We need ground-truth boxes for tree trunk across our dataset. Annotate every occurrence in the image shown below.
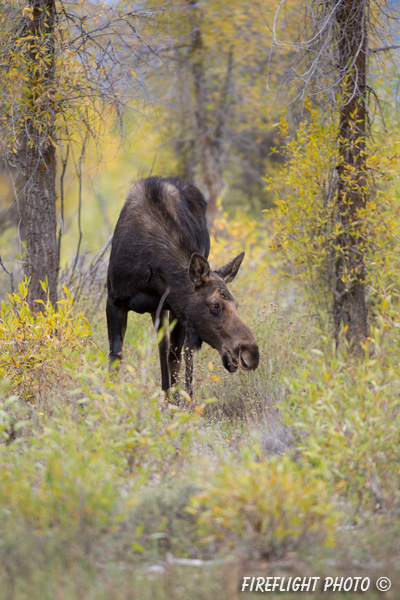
[25,143,58,310]
[188,2,233,229]
[190,22,222,228]
[24,0,58,311]
[333,0,369,348]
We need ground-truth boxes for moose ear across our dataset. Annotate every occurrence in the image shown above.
[189,253,210,287]
[214,251,245,284]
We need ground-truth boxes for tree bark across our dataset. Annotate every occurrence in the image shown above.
[24,0,58,311]
[25,143,58,310]
[190,21,222,228]
[334,0,369,348]
[188,2,233,228]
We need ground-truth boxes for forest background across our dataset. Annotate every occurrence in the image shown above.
[0,0,400,598]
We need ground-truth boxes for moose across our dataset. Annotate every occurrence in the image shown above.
[106,176,259,397]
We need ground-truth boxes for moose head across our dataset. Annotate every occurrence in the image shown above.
[186,251,259,373]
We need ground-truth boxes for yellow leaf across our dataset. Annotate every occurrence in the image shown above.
[180,390,192,404]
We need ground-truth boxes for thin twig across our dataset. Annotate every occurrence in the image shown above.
[75,233,113,303]
[71,136,87,277]
[0,257,14,294]
[57,141,70,272]
[369,43,400,54]
[154,287,171,332]
[149,153,157,176]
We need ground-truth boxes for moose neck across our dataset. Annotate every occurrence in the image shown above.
[153,254,197,323]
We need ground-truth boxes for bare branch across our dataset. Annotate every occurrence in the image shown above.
[57,141,70,271]
[0,257,15,294]
[369,43,400,54]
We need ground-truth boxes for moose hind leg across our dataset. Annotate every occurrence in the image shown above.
[152,310,171,392]
[107,299,128,365]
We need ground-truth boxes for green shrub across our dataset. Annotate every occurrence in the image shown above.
[115,482,202,560]
[0,281,92,402]
[0,422,121,546]
[188,451,340,558]
[0,362,199,550]
[283,334,400,514]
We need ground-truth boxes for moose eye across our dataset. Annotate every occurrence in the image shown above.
[210,302,221,315]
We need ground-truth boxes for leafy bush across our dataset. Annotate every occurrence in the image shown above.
[0,374,199,557]
[188,451,340,558]
[118,482,202,560]
[0,422,120,546]
[268,100,400,313]
[0,281,92,402]
[284,333,400,514]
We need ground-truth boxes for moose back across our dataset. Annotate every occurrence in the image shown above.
[106,176,259,396]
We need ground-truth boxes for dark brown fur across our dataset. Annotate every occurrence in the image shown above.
[107,176,259,397]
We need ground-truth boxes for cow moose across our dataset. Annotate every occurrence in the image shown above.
[106,176,259,397]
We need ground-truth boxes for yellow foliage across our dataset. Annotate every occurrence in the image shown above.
[189,452,340,557]
[269,100,400,312]
[0,281,92,401]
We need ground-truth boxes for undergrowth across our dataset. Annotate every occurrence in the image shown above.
[1,212,400,598]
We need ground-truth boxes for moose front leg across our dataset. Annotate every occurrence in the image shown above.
[184,328,200,399]
[152,310,170,392]
[184,346,194,399]
[168,313,186,389]
[107,299,128,366]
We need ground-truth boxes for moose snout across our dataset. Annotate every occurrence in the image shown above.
[238,343,259,371]
[221,341,259,373]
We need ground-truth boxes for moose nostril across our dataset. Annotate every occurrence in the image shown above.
[239,345,259,370]
[240,355,249,369]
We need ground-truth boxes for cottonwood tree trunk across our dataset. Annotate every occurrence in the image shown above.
[333,0,369,347]
[24,0,58,311]
[25,144,58,310]
[173,70,197,184]
[188,1,233,228]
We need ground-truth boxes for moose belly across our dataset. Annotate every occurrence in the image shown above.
[125,291,171,314]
